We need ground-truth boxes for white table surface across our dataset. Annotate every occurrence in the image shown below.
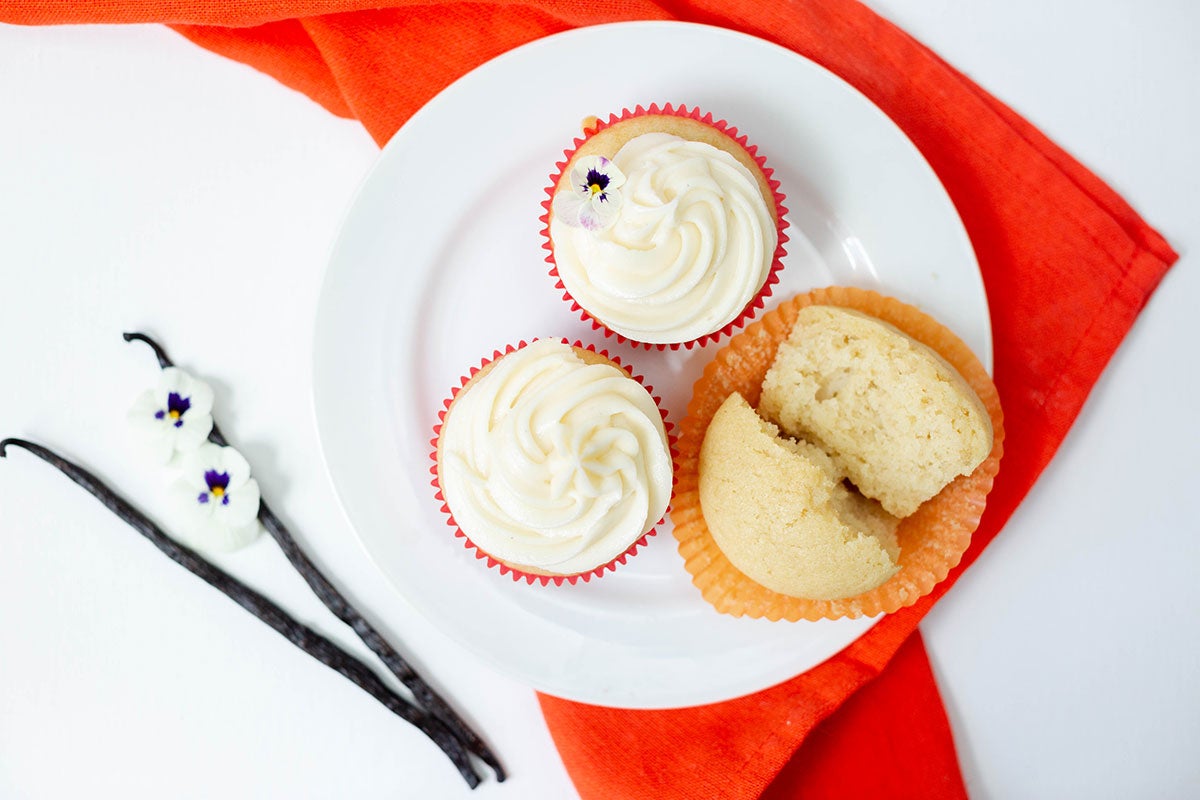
[1,3,1196,798]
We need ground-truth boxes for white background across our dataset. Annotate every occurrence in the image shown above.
[1,2,1196,798]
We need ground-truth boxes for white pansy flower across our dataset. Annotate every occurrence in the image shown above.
[169,443,262,552]
[552,155,626,231]
[127,367,214,463]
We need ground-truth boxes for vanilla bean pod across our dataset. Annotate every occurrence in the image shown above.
[123,332,504,782]
[0,438,481,789]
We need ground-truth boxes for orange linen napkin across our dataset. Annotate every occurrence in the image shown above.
[5,2,1177,797]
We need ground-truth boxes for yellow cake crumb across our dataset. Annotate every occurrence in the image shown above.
[698,393,900,600]
[760,306,993,517]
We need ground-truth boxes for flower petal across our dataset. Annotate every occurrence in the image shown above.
[169,476,216,525]
[128,392,169,436]
[599,157,626,190]
[213,520,263,552]
[158,367,185,395]
[177,515,262,554]
[568,159,596,195]
[127,413,166,436]
[216,477,261,526]
[216,446,252,489]
[128,393,177,465]
[128,389,162,422]
[179,443,224,489]
[173,413,214,453]
[585,188,622,230]
[128,424,175,465]
[553,190,589,228]
[157,368,214,419]
[183,376,215,417]
[570,155,625,194]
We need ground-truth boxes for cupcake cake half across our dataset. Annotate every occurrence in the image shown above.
[671,287,1005,620]
[543,104,788,349]
[432,338,673,584]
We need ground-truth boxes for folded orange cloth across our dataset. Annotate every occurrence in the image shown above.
[5,2,1176,797]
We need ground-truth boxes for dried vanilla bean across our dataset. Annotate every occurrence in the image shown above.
[0,437,481,788]
[122,332,504,782]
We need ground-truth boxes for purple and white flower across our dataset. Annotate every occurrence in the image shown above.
[127,367,214,464]
[169,443,262,552]
[553,155,626,231]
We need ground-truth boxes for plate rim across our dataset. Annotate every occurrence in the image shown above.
[311,19,988,709]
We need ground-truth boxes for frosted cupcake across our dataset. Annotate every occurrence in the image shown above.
[432,339,673,585]
[543,104,788,349]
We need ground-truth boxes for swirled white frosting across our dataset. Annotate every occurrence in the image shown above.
[550,132,777,344]
[438,339,672,575]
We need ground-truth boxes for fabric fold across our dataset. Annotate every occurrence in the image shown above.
[172,21,354,118]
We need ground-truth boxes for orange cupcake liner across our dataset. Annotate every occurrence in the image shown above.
[539,103,789,351]
[669,286,1006,620]
[430,338,675,587]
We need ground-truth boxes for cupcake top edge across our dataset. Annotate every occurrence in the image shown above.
[437,339,672,576]
[547,110,782,346]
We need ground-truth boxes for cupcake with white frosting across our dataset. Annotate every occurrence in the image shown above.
[543,104,788,349]
[432,339,673,585]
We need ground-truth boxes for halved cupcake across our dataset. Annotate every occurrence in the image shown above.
[671,287,1004,620]
[432,338,673,585]
[542,104,788,349]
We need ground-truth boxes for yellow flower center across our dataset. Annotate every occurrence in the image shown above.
[169,410,181,420]
[588,183,604,196]
[211,486,225,498]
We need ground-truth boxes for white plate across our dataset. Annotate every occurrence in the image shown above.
[312,21,990,709]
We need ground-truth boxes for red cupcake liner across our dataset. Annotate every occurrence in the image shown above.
[540,103,790,351]
[429,338,677,586]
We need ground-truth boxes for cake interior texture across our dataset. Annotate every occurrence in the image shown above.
[698,392,900,600]
[760,305,993,518]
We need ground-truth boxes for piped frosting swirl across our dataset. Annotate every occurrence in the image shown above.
[438,339,672,575]
[550,132,777,344]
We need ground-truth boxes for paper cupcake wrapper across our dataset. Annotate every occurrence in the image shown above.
[540,103,789,351]
[670,286,1006,620]
[430,339,675,587]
